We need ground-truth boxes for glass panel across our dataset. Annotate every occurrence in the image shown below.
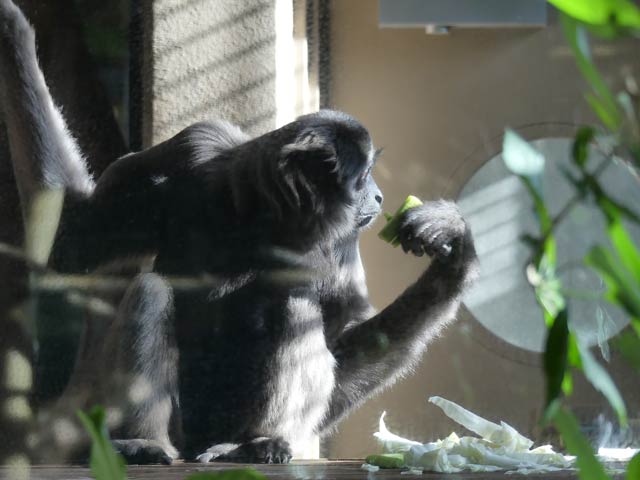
[459,137,640,352]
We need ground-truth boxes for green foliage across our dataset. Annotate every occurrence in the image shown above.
[543,308,570,406]
[586,246,640,320]
[504,125,640,476]
[547,403,612,480]
[76,407,127,480]
[503,129,546,179]
[504,4,640,471]
[627,453,640,480]
[502,129,557,268]
[185,469,269,480]
[614,331,640,372]
[576,341,627,426]
[602,207,640,286]
[549,0,640,33]
[572,127,595,168]
[534,261,565,322]
[561,14,622,129]
[76,408,268,480]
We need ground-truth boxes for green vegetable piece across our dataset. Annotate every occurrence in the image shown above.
[365,453,405,469]
[378,195,423,246]
[185,469,268,480]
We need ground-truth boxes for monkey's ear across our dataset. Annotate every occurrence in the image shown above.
[273,128,343,214]
[280,128,339,179]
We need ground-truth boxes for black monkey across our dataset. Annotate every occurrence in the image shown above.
[0,0,478,465]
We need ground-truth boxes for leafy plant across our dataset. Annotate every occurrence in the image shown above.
[502,1,640,478]
[77,406,269,480]
[185,469,269,480]
[76,407,127,480]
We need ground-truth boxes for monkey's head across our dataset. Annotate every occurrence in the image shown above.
[226,110,383,247]
[282,110,383,229]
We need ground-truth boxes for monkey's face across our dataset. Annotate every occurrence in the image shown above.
[249,110,384,243]
[354,166,383,229]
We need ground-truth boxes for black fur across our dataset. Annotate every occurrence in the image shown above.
[0,0,478,465]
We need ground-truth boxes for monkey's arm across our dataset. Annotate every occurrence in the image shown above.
[0,0,155,270]
[322,201,478,431]
[0,0,93,205]
[0,1,244,270]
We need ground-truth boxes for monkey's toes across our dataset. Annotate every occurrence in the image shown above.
[112,439,174,465]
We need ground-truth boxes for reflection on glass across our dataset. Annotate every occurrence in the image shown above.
[458,137,640,353]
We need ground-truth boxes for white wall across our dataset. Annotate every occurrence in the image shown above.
[325,0,640,458]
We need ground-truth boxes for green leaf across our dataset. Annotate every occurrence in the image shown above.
[536,273,566,318]
[544,309,570,406]
[561,369,574,396]
[577,341,627,426]
[502,129,545,178]
[585,22,629,38]
[501,130,555,265]
[559,164,586,194]
[561,15,622,131]
[613,331,640,372]
[631,144,640,166]
[627,452,640,480]
[633,318,640,337]
[549,0,640,30]
[586,246,640,318]
[549,406,611,480]
[185,469,269,480]
[597,199,640,285]
[568,334,583,368]
[587,94,623,131]
[585,174,640,225]
[522,176,556,267]
[610,201,640,226]
[572,127,595,168]
[607,218,640,286]
[76,407,127,480]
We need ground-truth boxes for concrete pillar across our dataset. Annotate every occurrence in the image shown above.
[141,0,319,146]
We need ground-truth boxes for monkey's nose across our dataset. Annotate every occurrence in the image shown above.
[375,193,383,205]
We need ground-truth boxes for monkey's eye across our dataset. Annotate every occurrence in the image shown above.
[356,166,373,190]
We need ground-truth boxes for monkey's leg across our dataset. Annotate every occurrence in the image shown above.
[109,273,180,465]
[197,437,292,464]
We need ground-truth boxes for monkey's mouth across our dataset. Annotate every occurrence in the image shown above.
[357,215,374,228]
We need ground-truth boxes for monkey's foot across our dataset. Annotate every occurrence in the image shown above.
[112,439,176,465]
[198,437,292,464]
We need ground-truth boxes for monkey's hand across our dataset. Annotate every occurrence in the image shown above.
[397,200,468,260]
